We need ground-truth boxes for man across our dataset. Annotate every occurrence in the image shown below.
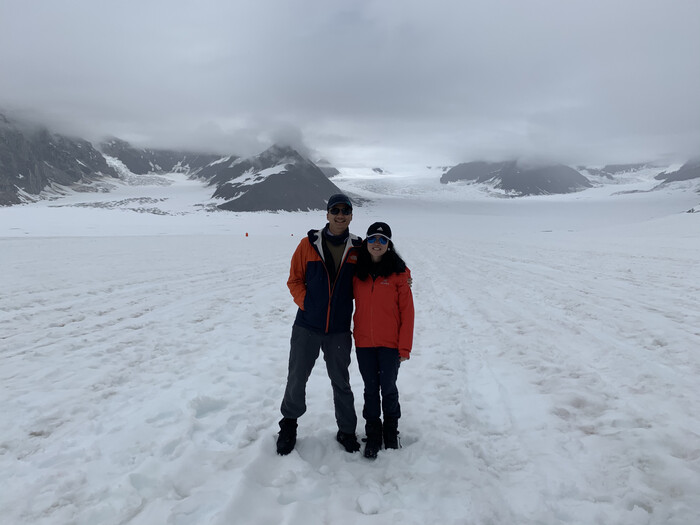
[277,193,362,455]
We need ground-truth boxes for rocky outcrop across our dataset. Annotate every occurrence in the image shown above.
[316,158,340,178]
[441,160,592,195]
[441,161,502,184]
[0,114,117,205]
[584,163,659,180]
[655,159,700,183]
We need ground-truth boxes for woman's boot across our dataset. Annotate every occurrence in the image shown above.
[383,416,400,449]
[363,418,383,459]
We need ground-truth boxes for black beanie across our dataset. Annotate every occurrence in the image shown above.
[366,222,392,239]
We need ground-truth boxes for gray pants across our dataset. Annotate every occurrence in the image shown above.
[280,324,357,434]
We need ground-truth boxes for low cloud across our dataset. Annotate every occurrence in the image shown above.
[1,0,698,166]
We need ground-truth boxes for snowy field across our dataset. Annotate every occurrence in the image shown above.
[1,168,699,525]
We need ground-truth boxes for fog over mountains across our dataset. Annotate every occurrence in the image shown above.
[0,113,345,211]
[1,112,698,209]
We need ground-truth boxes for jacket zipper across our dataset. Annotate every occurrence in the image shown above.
[369,277,376,345]
[325,246,349,333]
[325,264,332,333]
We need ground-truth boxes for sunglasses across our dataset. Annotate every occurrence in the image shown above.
[329,207,352,216]
[367,236,388,245]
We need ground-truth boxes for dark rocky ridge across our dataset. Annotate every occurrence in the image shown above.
[655,159,700,183]
[441,160,592,195]
[1,114,117,205]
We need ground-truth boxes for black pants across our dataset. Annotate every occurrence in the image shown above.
[356,346,401,421]
[280,324,357,434]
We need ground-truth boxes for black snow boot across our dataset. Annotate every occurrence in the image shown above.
[383,417,400,449]
[276,418,297,455]
[336,430,361,453]
[363,418,383,459]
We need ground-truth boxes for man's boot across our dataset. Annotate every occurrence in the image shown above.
[336,430,361,453]
[276,418,297,455]
[363,418,383,459]
[383,416,400,449]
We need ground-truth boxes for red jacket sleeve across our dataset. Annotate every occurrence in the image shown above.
[287,239,308,310]
[397,268,415,359]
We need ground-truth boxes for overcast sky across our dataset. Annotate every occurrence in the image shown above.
[1,0,699,167]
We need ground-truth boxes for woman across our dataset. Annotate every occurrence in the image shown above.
[352,222,414,459]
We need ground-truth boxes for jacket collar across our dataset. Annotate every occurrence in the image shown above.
[308,228,362,263]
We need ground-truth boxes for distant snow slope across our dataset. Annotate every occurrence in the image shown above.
[1,168,699,524]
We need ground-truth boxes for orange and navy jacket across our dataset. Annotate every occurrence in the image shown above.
[288,228,362,333]
[352,268,415,359]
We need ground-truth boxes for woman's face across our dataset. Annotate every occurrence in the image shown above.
[366,235,389,260]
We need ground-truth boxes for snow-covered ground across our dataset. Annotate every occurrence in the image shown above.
[1,168,699,524]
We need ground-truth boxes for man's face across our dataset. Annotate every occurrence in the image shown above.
[326,205,352,236]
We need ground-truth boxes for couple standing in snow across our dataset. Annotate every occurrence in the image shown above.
[277,193,415,460]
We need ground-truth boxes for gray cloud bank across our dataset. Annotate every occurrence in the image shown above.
[1,0,698,167]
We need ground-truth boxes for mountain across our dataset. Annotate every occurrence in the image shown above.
[99,140,343,211]
[655,159,700,183]
[0,113,117,205]
[207,145,346,212]
[441,160,592,196]
[0,113,342,212]
[99,138,222,176]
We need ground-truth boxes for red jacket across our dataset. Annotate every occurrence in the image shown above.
[352,268,414,359]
